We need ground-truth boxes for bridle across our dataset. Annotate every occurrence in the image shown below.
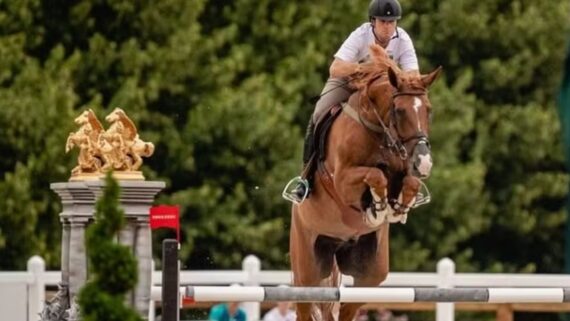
[359,74,430,160]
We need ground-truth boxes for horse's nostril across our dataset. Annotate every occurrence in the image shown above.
[413,153,432,177]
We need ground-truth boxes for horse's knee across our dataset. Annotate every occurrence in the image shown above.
[376,269,388,284]
[367,267,389,285]
[364,170,388,193]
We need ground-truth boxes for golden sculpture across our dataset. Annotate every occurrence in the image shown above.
[66,108,155,181]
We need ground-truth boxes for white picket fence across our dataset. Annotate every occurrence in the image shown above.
[3,255,570,321]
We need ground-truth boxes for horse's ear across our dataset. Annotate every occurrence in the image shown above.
[421,66,443,88]
[388,67,399,88]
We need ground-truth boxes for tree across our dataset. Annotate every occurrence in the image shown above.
[0,0,568,282]
[78,173,141,321]
[402,0,570,273]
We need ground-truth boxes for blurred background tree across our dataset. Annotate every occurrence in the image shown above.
[0,0,568,286]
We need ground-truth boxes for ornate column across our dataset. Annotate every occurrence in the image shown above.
[48,180,165,320]
[41,108,163,321]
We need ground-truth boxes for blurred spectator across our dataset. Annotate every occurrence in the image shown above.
[209,302,247,321]
[262,301,296,321]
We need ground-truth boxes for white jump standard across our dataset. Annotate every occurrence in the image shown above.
[185,286,570,303]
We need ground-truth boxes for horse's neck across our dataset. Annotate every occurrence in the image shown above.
[343,89,403,168]
[78,123,92,134]
[108,121,122,133]
[347,90,392,124]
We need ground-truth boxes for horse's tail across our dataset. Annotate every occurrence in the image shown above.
[313,260,341,321]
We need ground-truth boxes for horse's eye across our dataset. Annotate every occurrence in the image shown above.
[428,110,434,122]
[395,108,406,116]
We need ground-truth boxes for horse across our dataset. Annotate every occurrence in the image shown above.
[65,109,105,174]
[103,107,154,170]
[289,44,442,321]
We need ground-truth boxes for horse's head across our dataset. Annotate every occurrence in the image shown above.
[105,107,126,123]
[348,44,442,178]
[385,66,442,178]
[74,110,92,125]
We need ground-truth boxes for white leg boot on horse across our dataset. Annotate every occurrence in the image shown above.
[391,175,421,219]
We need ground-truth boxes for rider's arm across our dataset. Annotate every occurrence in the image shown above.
[331,24,369,78]
[399,47,419,76]
[329,58,362,78]
[397,29,420,74]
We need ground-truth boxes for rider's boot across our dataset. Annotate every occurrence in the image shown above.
[283,120,316,203]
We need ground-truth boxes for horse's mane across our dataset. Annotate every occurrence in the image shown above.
[349,44,400,90]
[87,109,104,133]
[112,108,137,140]
[349,44,426,93]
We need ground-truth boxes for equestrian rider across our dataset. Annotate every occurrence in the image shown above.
[285,0,420,203]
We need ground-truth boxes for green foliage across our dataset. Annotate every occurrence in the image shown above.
[0,0,568,279]
[78,173,141,321]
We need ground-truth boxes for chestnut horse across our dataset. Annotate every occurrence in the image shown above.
[290,44,442,321]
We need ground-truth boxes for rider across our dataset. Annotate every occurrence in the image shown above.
[284,0,420,204]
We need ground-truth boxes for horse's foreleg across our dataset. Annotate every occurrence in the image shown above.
[290,208,321,321]
[338,225,390,321]
[131,154,143,171]
[65,135,74,153]
[335,166,390,227]
[392,175,421,215]
[334,166,389,206]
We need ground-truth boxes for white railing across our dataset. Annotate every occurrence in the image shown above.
[3,255,570,321]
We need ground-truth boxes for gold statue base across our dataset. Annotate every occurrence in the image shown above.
[69,171,145,182]
[69,172,101,182]
[111,171,145,181]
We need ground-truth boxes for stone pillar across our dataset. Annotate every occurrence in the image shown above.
[50,179,165,320]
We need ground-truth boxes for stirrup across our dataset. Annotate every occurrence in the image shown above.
[282,176,310,204]
[412,180,431,208]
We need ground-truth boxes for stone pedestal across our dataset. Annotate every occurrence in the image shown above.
[48,180,165,321]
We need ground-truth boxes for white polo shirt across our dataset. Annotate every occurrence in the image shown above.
[334,23,419,71]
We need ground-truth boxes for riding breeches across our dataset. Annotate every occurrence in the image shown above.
[312,77,354,124]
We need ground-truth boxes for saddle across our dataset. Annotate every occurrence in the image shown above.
[302,104,344,182]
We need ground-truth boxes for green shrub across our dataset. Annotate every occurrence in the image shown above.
[78,173,142,321]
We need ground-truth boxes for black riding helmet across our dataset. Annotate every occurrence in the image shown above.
[368,0,402,21]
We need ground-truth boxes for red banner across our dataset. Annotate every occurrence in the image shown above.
[150,205,180,241]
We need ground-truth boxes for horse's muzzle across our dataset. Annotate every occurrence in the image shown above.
[411,139,432,179]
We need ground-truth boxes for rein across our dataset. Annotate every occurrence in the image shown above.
[342,74,428,160]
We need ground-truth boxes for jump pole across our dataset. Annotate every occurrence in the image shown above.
[185,286,570,303]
